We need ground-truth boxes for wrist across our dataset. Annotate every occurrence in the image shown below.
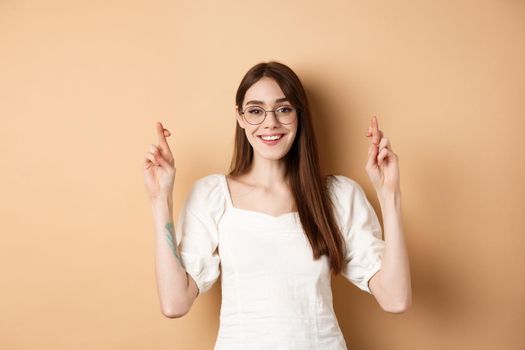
[151,195,173,207]
[378,189,401,207]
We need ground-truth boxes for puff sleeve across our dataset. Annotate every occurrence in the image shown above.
[328,175,386,294]
[174,174,225,295]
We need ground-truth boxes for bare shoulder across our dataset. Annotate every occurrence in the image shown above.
[225,174,259,197]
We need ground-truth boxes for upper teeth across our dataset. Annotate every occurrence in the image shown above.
[261,135,282,141]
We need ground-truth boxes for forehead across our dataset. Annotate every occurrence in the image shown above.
[243,77,287,106]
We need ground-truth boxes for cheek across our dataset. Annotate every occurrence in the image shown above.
[244,128,258,142]
[290,125,298,139]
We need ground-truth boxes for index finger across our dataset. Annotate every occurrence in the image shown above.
[156,121,172,153]
[371,115,380,146]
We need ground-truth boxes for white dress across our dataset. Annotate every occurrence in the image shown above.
[175,173,386,350]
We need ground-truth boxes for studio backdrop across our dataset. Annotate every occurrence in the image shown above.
[1,1,524,349]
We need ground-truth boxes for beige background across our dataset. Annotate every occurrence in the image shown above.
[1,0,524,349]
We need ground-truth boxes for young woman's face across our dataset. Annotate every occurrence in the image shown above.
[236,76,298,162]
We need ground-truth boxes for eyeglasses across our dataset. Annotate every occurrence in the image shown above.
[240,105,298,125]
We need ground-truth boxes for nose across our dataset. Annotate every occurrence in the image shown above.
[262,110,280,128]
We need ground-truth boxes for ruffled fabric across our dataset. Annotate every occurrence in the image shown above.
[175,174,225,295]
[173,173,386,348]
[327,175,386,294]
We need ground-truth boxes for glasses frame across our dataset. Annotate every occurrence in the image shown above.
[240,105,298,125]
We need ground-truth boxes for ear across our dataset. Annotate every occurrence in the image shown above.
[235,105,245,129]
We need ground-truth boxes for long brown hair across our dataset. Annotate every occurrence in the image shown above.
[228,61,345,276]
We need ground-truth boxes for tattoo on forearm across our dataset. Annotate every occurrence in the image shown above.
[164,222,182,265]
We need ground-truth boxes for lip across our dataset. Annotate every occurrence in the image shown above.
[257,133,285,137]
[257,133,285,145]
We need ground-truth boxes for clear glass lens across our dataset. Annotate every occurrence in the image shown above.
[245,106,265,124]
[243,106,296,125]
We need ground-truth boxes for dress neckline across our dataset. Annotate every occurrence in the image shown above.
[220,174,299,220]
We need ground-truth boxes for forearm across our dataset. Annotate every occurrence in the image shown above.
[151,197,190,317]
[376,191,412,311]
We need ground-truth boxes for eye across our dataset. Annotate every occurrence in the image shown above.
[247,107,263,115]
[277,106,293,113]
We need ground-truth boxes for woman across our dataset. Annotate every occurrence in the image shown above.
[143,61,411,349]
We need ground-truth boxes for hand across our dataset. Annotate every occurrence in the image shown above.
[143,121,176,201]
[365,115,401,197]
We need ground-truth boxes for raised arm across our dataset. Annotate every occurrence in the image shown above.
[150,198,199,318]
[143,121,199,318]
[365,115,412,313]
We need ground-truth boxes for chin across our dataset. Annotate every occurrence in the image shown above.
[261,154,287,161]
[254,147,292,161]
[248,136,294,161]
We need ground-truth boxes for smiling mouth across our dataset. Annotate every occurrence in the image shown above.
[258,134,284,141]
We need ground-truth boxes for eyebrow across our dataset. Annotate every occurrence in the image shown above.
[244,97,290,106]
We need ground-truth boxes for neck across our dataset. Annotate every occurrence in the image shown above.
[244,154,289,188]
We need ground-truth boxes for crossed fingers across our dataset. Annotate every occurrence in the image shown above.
[144,121,173,168]
[156,121,172,155]
[366,115,392,153]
